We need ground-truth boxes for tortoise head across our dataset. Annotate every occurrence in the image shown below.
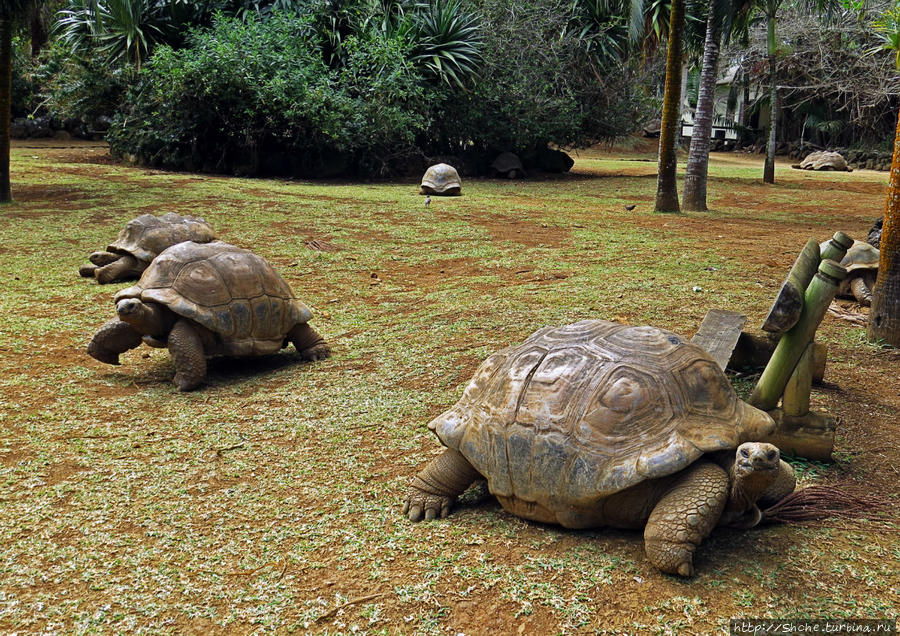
[733,442,780,479]
[116,298,168,336]
[720,442,782,529]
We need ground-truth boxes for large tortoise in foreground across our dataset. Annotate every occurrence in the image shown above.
[404,320,796,576]
[87,241,330,390]
[79,212,217,284]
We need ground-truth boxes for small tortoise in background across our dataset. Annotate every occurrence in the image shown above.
[79,212,217,284]
[404,320,795,576]
[88,241,330,391]
[820,239,879,306]
[490,152,525,178]
[420,163,461,196]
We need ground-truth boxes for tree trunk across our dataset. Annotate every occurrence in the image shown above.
[682,0,722,212]
[739,70,749,128]
[763,15,778,184]
[868,107,900,346]
[0,16,12,203]
[29,6,47,58]
[654,0,685,213]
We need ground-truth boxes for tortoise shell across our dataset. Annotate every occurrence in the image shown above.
[839,240,879,273]
[491,152,525,177]
[429,320,774,507]
[108,212,217,263]
[115,241,312,356]
[421,163,461,195]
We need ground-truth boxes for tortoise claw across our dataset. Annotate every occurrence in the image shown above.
[300,343,331,362]
[403,488,454,523]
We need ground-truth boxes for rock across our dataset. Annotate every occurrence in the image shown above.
[537,148,574,173]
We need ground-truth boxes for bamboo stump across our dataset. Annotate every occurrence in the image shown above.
[750,257,848,461]
[763,409,836,462]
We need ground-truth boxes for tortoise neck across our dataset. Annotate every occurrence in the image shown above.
[119,302,170,337]
[721,465,777,528]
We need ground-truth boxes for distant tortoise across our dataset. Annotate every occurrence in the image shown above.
[820,239,879,306]
[404,320,796,576]
[420,164,461,196]
[792,151,850,172]
[87,241,330,391]
[491,152,525,178]
[79,213,217,284]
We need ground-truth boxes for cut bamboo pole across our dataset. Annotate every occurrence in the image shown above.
[820,231,853,262]
[782,343,814,416]
[750,259,847,410]
[762,238,820,333]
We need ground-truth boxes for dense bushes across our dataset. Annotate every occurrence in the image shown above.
[426,0,645,161]
[66,0,647,176]
[108,14,427,176]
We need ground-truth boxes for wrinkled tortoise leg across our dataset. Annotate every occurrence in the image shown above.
[79,263,98,278]
[644,461,729,577]
[168,319,207,391]
[89,250,120,267]
[95,255,142,285]
[404,448,480,522]
[87,318,143,365]
[288,323,331,361]
[758,459,797,509]
[849,276,873,307]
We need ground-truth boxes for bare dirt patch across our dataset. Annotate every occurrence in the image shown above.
[472,217,570,247]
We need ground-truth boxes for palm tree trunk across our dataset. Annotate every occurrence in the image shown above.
[655,0,685,213]
[682,0,723,212]
[0,16,12,203]
[763,15,777,184]
[868,107,900,346]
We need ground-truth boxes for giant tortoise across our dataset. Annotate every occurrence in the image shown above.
[87,241,330,390]
[79,212,217,284]
[403,320,796,576]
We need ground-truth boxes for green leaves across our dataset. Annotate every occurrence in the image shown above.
[871,4,900,69]
[407,0,484,88]
[56,0,169,70]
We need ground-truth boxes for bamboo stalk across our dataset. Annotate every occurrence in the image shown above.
[762,238,821,333]
[820,230,853,262]
[782,343,813,416]
[750,260,847,410]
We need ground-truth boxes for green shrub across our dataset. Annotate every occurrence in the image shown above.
[11,36,40,118]
[107,12,427,176]
[421,0,646,160]
[44,48,132,130]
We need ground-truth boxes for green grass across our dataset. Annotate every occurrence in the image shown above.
[0,142,897,633]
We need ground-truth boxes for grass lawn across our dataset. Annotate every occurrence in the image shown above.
[0,139,897,634]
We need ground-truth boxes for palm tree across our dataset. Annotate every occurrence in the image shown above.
[759,0,779,183]
[756,0,840,184]
[654,0,685,212]
[681,0,727,211]
[868,6,900,346]
[1,0,37,203]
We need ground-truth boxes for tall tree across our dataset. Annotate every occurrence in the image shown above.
[756,0,840,184]
[1,0,36,203]
[654,0,685,212]
[682,0,725,210]
[869,5,900,346]
[761,0,778,183]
